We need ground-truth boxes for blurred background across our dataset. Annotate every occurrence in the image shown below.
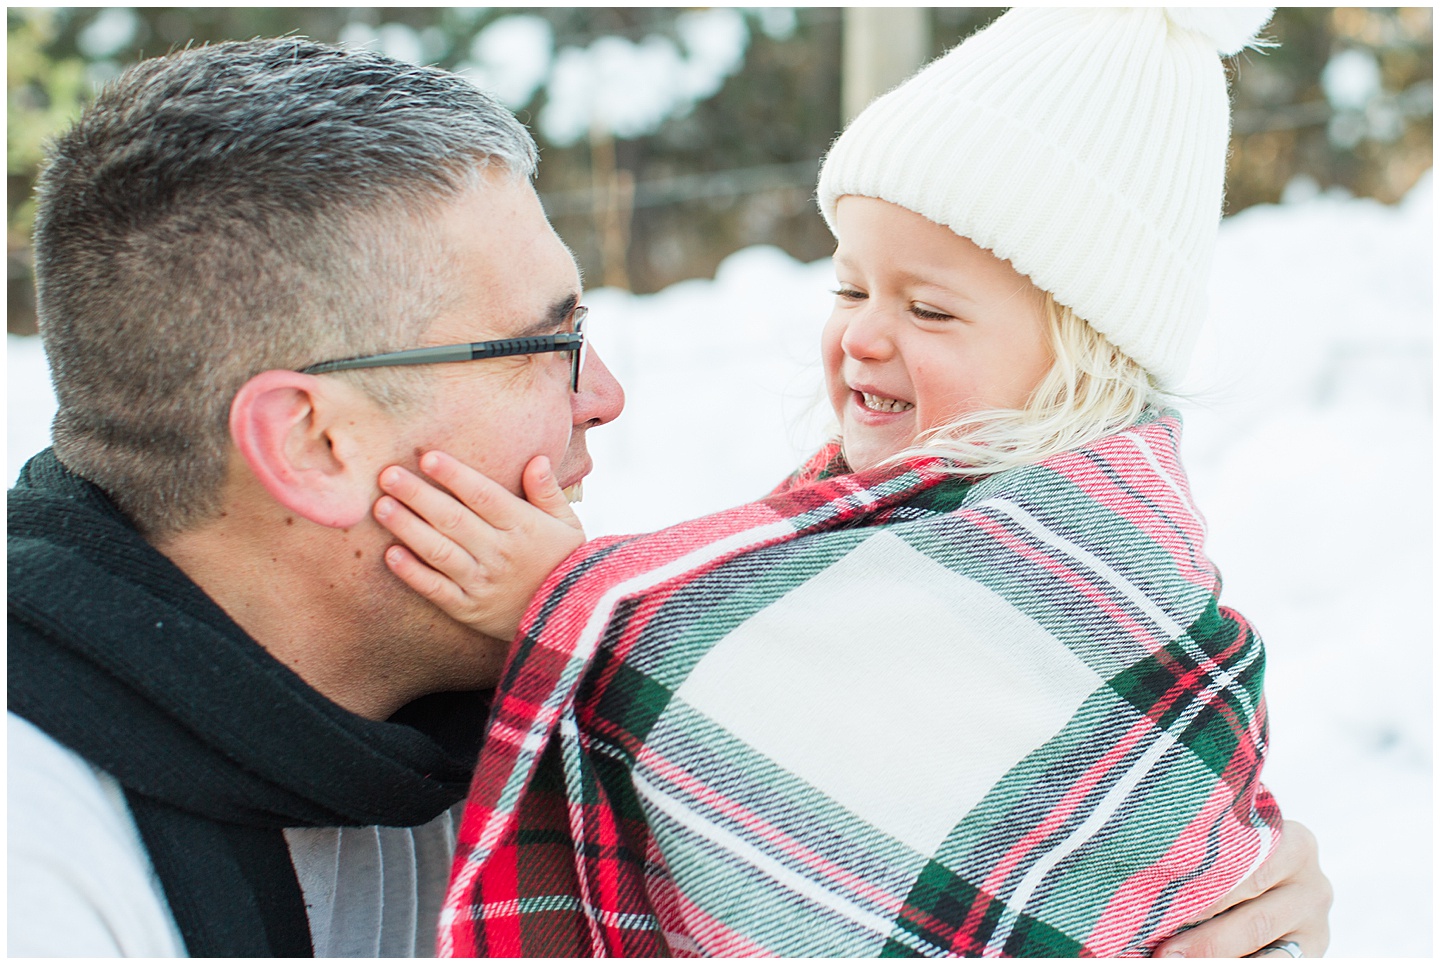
[6,6,1434,331]
[7,7,1434,957]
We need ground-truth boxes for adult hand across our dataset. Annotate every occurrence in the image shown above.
[1154,820,1331,958]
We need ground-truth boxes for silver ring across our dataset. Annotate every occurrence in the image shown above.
[1252,939,1303,959]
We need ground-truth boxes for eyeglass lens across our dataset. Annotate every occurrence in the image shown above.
[571,306,589,392]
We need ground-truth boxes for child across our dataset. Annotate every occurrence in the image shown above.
[378,8,1287,957]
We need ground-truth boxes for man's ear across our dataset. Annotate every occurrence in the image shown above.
[229,370,380,529]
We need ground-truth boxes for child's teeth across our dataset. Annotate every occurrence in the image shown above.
[862,392,914,413]
[563,482,584,503]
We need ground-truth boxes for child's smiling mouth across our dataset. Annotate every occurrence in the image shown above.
[859,391,914,413]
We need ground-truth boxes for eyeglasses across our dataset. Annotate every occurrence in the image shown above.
[300,306,589,392]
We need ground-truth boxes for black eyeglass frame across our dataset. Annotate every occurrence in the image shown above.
[300,306,588,391]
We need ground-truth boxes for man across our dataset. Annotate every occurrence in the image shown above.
[8,38,622,956]
[9,38,1326,958]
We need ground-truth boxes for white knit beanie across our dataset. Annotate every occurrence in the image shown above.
[818,7,1274,388]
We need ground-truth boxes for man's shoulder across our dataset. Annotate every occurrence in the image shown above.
[9,713,129,833]
[7,713,186,956]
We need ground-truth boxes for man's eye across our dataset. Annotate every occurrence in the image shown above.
[831,288,866,301]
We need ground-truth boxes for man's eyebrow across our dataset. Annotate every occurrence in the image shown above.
[512,293,580,338]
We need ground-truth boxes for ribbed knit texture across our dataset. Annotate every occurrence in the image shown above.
[818,7,1273,388]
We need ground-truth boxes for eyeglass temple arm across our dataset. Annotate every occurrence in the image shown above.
[300,334,581,375]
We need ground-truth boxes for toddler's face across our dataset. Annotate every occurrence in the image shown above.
[822,197,1054,472]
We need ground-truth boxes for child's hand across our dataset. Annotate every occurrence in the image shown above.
[373,451,586,642]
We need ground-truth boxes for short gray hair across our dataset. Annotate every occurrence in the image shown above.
[33,38,538,537]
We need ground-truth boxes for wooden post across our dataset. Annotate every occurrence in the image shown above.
[842,8,932,124]
[589,122,633,291]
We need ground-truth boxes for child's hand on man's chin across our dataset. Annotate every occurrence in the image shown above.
[372,450,586,641]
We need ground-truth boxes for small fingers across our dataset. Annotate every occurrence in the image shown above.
[381,542,475,617]
[522,456,585,533]
[378,462,489,543]
[416,450,530,530]
[373,492,477,585]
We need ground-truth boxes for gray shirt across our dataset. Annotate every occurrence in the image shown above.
[8,713,462,957]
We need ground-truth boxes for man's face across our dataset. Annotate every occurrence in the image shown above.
[390,174,624,499]
[341,173,623,694]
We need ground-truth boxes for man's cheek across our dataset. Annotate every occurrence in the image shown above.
[512,410,572,494]
[548,421,585,483]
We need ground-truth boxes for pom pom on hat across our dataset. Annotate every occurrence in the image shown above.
[1164,7,1275,56]
[817,7,1276,388]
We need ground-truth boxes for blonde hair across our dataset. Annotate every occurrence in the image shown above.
[889,293,1165,474]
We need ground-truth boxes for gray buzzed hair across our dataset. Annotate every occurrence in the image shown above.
[33,37,539,537]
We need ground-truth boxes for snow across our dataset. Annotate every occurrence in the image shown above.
[75,8,139,60]
[338,21,426,67]
[1321,47,1384,112]
[750,6,799,42]
[461,16,555,110]
[7,175,1431,956]
[674,8,750,98]
[540,10,749,146]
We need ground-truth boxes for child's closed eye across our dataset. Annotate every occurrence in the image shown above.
[910,303,955,321]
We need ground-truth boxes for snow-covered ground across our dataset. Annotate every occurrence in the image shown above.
[7,174,1431,956]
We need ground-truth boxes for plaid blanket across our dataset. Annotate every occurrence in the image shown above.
[439,412,1280,957]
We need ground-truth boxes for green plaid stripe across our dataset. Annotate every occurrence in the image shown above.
[440,414,1281,958]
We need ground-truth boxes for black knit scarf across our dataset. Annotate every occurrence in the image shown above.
[8,449,491,957]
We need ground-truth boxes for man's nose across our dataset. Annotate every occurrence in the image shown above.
[574,346,625,428]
